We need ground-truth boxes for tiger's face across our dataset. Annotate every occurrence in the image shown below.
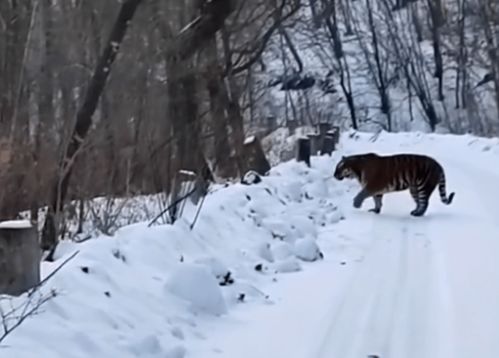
[333,156,356,180]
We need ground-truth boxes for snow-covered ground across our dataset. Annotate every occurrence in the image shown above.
[4,130,499,358]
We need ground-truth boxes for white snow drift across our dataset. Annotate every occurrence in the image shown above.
[3,140,340,358]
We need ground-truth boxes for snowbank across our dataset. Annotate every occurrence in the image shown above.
[4,151,342,358]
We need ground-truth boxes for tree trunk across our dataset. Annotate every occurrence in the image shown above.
[428,0,445,101]
[41,0,144,255]
[205,37,238,179]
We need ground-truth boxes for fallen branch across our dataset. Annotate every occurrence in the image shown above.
[28,250,80,298]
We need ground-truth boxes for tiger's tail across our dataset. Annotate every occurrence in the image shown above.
[438,170,455,205]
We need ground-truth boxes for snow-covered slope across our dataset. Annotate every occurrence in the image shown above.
[5,130,499,358]
[2,149,342,358]
[255,2,499,136]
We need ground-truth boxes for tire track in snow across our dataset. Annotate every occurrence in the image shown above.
[314,198,454,358]
[386,221,455,358]
[313,211,409,357]
[424,155,499,357]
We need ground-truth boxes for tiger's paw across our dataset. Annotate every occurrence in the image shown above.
[368,208,381,214]
[353,198,363,209]
[410,209,425,217]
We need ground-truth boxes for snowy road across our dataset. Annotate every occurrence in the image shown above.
[190,136,499,358]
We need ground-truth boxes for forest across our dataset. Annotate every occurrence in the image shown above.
[0,0,497,254]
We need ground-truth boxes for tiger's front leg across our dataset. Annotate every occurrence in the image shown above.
[353,188,371,209]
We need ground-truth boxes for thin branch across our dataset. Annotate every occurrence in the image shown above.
[230,2,301,75]
[29,250,80,298]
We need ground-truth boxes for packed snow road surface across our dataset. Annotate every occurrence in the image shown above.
[191,132,499,358]
[316,148,499,358]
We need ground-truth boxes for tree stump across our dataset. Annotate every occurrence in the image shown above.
[320,134,336,155]
[296,137,311,167]
[241,136,271,176]
[307,134,321,155]
[0,220,40,295]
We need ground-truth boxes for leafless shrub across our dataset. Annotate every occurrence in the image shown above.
[88,197,130,236]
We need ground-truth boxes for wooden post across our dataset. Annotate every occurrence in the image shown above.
[0,220,40,295]
[318,122,332,137]
[328,126,340,146]
[307,134,321,156]
[320,134,336,155]
[241,136,271,176]
[296,137,311,167]
[317,122,331,155]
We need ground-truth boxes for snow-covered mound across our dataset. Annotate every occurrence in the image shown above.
[3,152,343,358]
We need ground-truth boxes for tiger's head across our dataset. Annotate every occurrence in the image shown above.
[333,153,377,181]
[333,156,357,181]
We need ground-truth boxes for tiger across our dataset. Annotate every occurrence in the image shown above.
[333,152,455,216]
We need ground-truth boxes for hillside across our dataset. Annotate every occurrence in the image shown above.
[254,0,499,136]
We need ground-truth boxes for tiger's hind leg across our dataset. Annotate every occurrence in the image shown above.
[409,186,430,217]
[368,194,383,214]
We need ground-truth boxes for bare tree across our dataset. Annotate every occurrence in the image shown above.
[41,0,145,255]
